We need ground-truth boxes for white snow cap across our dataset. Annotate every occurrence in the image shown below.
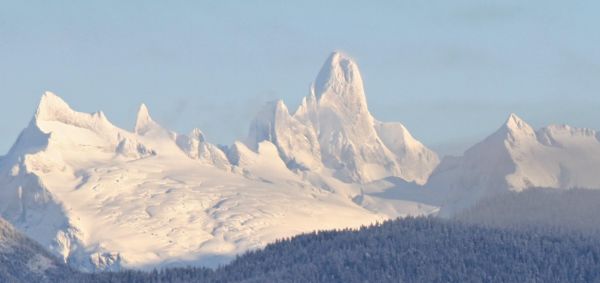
[315,51,363,95]
[314,51,368,110]
[33,91,110,129]
[35,91,74,121]
[505,113,529,130]
[499,113,537,143]
[135,103,159,135]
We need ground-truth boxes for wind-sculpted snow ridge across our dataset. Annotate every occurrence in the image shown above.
[247,51,440,184]
[0,89,437,271]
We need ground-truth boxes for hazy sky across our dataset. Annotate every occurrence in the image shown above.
[1,1,599,156]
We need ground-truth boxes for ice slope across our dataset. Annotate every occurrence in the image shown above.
[427,113,600,214]
[0,92,436,271]
[247,52,439,184]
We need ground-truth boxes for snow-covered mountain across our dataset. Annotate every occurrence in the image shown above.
[2,51,599,273]
[0,55,440,272]
[357,113,600,217]
[427,113,600,214]
[247,52,439,184]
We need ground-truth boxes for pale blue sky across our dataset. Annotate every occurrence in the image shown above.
[1,1,599,156]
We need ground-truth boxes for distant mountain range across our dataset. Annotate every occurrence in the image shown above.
[1,51,599,271]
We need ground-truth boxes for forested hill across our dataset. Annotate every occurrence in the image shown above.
[0,218,72,283]
[455,188,600,235]
[73,217,600,283]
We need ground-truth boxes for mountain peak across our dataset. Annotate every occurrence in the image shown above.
[485,113,536,147]
[505,113,527,130]
[245,100,290,150]
[314,51,366,105]
[137,103,151,119]
[190,128,205,142]
[35,91,73,121]
[503,113,535,135]
[135,103,159,135]
[328,50,354,64]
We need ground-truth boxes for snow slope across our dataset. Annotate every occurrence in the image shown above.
[0,91,436,271]
[247,52,439,184]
